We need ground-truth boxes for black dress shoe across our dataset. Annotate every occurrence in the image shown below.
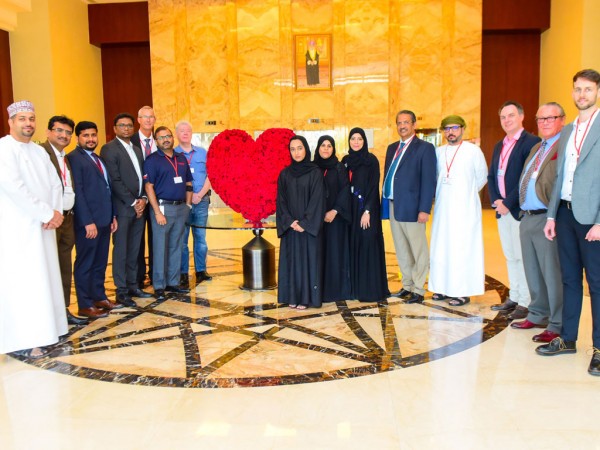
[196,271,213,283]
[507,306,529,320]
[589,349,600,376]
[128,289,152,298]
[66,309,89,326]
[393,289,412,299]
[165,285,190,293]
[116,293,137,307]
[180,273,189,288]
[403,293,424,304]
[491,299,518,312]
[154,289,166,300]
[535,337,576,356]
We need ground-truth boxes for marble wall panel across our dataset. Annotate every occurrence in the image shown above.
[149,0,482,149]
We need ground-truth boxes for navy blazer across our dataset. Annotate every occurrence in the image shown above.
[382,136,437,222]
[67,146,114,228]
[487,130,541,220]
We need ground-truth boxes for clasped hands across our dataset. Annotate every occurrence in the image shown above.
[291,220,305,232]
[43,210,64,230]
[134,198,147,218]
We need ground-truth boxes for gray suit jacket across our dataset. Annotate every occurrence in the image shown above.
[548,117,600,224]
[100,138,145,218]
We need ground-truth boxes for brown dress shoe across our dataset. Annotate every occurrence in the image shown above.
[507,305,528,320]
[78,306,109,319]
[94,299,123,310]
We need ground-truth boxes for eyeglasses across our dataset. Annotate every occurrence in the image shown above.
[52,128,73,136]
[156,135,173,141]
[535,116,563,124]
[443,126,462,132]
[116,123,134,129]
[139,115,155,120]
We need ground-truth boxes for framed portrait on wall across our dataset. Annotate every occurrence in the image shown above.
[294,34,332,91]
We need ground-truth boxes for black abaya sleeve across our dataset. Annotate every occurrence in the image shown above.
[276,170,294,238]
[297,169,325,237]
[332,162,351,223]
[362,155,381,214]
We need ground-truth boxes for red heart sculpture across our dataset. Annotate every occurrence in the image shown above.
[207,128,295,225]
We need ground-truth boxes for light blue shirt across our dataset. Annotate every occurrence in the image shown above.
[175,145,207,193]
[521,132,561,210]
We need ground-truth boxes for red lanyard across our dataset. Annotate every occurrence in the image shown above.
[60,157,68,185]
[499,138,517,170]
[164,154,179,177]
[348,170,352,182]
[574,110,598,159]
[445,142,463,176]
[323,169,328,177]
[183,149,194,165]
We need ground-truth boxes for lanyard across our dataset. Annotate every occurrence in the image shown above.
[59,156,68,185]
[574,109,598,159]
[183,149,194,165]
[164,154,179,177]
[445,142,463,176]
[499,138,517,170]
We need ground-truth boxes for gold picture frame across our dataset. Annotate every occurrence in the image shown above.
[294,34,332,91]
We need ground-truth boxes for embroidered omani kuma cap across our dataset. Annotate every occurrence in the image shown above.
[7,100,35,117]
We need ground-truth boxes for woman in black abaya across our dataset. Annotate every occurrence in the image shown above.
[341,128,389,302]
[276,135,325,309]
[313,135,352,301]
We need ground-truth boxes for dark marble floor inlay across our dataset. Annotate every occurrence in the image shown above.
[11,248,510,388]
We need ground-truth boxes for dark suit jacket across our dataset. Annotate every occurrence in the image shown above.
[487,130,541,220]
[131,131,154,158]
[519,139,559,208]
[100,138,145,218]
[382,136,437,222]
[67,146,113,228]
[41,140,75,202]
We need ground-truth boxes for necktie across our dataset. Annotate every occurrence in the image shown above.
[91,153,104,176]
[519,140,546,206]
[383,141,406,198]
[144,138,151,157]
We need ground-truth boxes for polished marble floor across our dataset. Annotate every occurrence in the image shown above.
[1,210,599,449]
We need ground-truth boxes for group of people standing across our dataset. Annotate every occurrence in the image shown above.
[276,68,600,377]
[0,103,211,358]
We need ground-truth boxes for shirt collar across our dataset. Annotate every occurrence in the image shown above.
[117,137,133,149]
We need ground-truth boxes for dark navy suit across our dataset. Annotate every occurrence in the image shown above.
[67,146,114,309]
[382,136,436,296]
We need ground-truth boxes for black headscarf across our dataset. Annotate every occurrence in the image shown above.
[344,127,372,170]
[313,135,338,170]
[288,135,315,178]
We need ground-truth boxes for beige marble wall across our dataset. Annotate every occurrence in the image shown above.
[149,0,481,160]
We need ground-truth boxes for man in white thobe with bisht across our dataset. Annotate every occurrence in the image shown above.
[0,101,67,358]
[429,115,488,306]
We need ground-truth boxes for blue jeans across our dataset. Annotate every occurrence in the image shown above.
[181,199,209,273]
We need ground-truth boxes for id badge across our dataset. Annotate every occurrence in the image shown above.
[497,169,505,176]
[350,186,354,193]
[442,176,452,185]
[190,168,195,173]
[531,171,539,179]
[64,186,74,194]
[174,176,183,184]
[159,205,165,215]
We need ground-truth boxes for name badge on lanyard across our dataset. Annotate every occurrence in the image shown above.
[442,176,452,185]
[497,168,505,176]
[174,176,183,184]
[531,171,539,180]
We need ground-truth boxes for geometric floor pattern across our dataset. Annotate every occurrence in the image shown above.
[10,247,510,388]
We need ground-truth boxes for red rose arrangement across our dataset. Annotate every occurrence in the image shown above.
[207,128,295,226]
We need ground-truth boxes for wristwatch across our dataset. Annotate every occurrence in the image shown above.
[364,210,370,215]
